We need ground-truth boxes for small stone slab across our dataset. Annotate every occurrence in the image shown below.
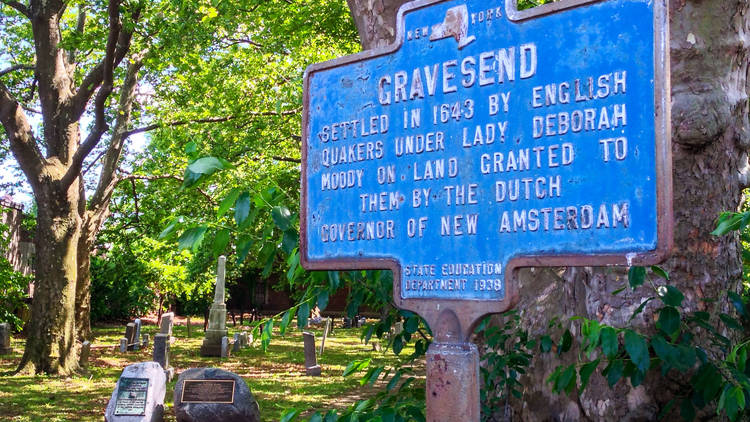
[303,332,321,376]
[133,319,142,351]
[153,333,172,380]
[105,362,166,422]
[120,338,128,353]
[159,312,174,336]
[173,368,260,422]
[0,323,12,355]
[124,323,136,351]
[221,336,230,358]
[79,341,91,368]
[232,334,241,353]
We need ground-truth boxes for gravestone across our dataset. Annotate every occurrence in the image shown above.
[232,333,241,353]
[186,317,192,338]
[201,256,228,357]
[302,332,321,376]
[319,318,332,355]
[173,368,260,422]
[0,323,12,355]
[220,336,230,358]
[104,362,166,422]
[79,341,91,369]
[124,323,136,352]
[159,312,174,336]
[133,319,142,351]
[153,334,174,381]
[342,317,352,329]
[142,334,150,348]
[120,338,128,353]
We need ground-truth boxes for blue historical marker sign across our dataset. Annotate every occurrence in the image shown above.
[301,0,671,329]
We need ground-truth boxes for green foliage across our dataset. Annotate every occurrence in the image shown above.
[475,311,535,420]
[545,264,750,421]
[0,210,30,331]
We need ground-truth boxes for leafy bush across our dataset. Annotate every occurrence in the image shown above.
[0,209,31,331]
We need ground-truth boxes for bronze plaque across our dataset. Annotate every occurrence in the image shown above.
[114,377,149,416]
[180,379,235,404]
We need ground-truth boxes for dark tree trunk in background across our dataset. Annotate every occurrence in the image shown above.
[347,0,750,419]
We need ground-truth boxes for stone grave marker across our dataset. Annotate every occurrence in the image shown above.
[119,338,128,353]
[142,334,150,348]
[0,323,12,355]
[302,332,321,376]
[79,341,91,369]
[319,318,332,355]
[123,323,136,352]
[153,333,174,381]
[173,367,260,422]
[104,362,166,422]
[186,317,192,338]
[220,336,230,358]
[159,312,174,336]
[133,319,142,351]
[232,333,241,353]
[201,256,228,357]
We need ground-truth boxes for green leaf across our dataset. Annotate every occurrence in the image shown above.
[405,316,419,334]
[317,290,329,311]
[727,291,747,318]
[600,327,618,359]
[392,335,404,355]
[234,192,251,226]
[272,206,293,231]
[177,226,207,251]
[657,306,681,338]
[720,313,744,331]
[188,156,232,175]
[181,168,203,189]
[158,218,179,239]
[309,412,323,422]
[280,311,292,336]
[540,335,552,353]
[328,271,340,290]
[217,188,241,219]
[558,329,573,355]
[282,230,299,255]
[659,285,684,307]
[712,212,744,236]
[628,266,646,288]
[603,359,624,387]
[554,364,576,393]
[324,410,338,422]
[343,358,371,377]
[280,408,300,422]
[297,302,310,329]
[680,398,695,421]
[629,297,657,322]
[386,371,403,391]
[184,141,198,157]
[212,229,230,257]
[579,359,600,391]
[624,330,650,373]
[236,237,254,265]
[650,265,670,280]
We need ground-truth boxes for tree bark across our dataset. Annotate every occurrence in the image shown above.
[346,0,750,420]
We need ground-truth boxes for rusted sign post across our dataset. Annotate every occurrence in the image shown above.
[301,0,671,420]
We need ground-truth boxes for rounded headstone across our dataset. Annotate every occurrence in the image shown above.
[173,368,260,422]
[104,362,166,422]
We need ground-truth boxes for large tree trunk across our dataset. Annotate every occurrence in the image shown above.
[18,179,82,376]
[347,0,750,420]
[75,226,94,341]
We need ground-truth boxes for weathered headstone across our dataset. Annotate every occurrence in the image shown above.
[173,368,260,422]
[133,319,142,351]
[220,336,230,358]
[239,332,248,348]
[119,338,128,353]
[79,341,91,368]
[0,323,12,355]
[302,332,321,376]
[142,334,150,348]
[186,317,192,338]
[343,317,352,329]
[201,256,228,357]
[104,362,166,422]
[159,312,174,336]
[319,318,332,355]
[124,323,136,351]
[153,333,173,381]
[232,333,241,353]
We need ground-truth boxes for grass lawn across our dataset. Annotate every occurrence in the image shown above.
[0,318,422,422]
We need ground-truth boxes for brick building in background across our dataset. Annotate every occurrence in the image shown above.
[1,196,35,296]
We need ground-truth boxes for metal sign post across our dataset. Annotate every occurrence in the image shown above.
[301,0,671,420]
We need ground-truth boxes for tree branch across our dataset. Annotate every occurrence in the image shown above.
[0,0,30,18]
[69,4,140,121]
[118,174,216,205]
[122,108,301,138]
[61,0,122,190]
[0,64,34,78]
[0,81,44,184]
